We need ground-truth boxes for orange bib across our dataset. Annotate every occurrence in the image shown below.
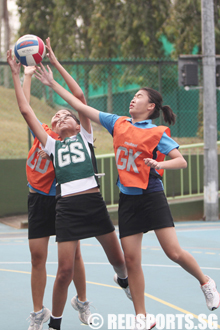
[113,117,170,189]
[26,124,59,194]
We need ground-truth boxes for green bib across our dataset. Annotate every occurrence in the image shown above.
[54,133,95,184]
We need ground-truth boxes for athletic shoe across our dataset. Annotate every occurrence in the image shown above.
[133,314,156,330]
[71,295,92,324]
[201,276,220,310]
[27,306,51,330]
[113,274,132,300]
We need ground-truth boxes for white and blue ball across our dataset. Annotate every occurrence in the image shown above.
[14,34,46,66]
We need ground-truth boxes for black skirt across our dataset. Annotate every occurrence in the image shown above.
[28,192,56,239]
[55,192,115,242]
[118,191,174,238]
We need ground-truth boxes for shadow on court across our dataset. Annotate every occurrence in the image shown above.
[0,220,220,329]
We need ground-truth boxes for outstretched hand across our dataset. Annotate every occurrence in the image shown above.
[7,49,21,75]
[24,65,36,76]
[35,63,54,87]
[46,37,57,66]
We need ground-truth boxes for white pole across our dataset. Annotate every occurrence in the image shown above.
[201,0,219,221]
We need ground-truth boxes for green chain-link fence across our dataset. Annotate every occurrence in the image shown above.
[1,59,220,138]
[1,59,220,216]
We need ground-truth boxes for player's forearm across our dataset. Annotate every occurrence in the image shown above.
[12,73,31,116]
[23,74,32,104]
[51,79,100,124]
[159,156,187,170]
[12,73,47,147]
[53,61,86,103]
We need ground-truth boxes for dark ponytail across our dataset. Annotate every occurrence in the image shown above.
[140,87,176,125]
[161,105,176,125]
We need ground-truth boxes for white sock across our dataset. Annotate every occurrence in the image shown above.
[114,264,128,279]
[51,314,63,319]
[34,308,43,315]
[77,296,87,304]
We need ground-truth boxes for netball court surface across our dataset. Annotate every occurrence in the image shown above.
[0,220,219,330]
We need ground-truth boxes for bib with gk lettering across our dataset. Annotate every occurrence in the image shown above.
[113,117,170,189]
[26,123,58,194]
[54,133,95,184]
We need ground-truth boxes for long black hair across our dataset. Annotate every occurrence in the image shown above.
[140,87,176,125]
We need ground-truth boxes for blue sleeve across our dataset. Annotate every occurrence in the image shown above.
[29,128,35,138]
[99,112,121,135]
[29,119,43,139]
[157,132,179,155]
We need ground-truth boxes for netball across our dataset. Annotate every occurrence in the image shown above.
[14,34,46,66]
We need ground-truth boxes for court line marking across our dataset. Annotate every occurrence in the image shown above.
[142,292,220,328]
[175,222,220,227]
[0,226,219,238]
[0,238,220,252]
[0,268,219,329]
[0,222,219,236]
[0,262,219,271]
[175,228,220,232]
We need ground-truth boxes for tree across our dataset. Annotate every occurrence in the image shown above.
[88,0,122,59]
[162,0,220,56]
[49,0,96,103]
[14,0,174,113]
[117,0,171,59]
[162,0,220,139]
[87,0,123,112]
[0,0,10,86]
[87,0,172,112]
[48,0,97,60]
[0,0,10,59]
[16,0,55,42]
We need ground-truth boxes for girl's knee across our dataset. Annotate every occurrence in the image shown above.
[57,266,74,285]
[74,248,82,261]
[31,251,46,268]
[165,249,182,262]
[124,253,140,270]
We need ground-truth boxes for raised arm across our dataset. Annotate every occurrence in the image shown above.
[23,66,36,104]
[46,38,85,103]
[7,50,48,147]
[35,64,101,125]
[46,37,90,132]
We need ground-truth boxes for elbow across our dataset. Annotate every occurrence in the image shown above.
[18,104,27,116]
[78,92,86,104]
[182,158,187,169]
[20,106,31,121]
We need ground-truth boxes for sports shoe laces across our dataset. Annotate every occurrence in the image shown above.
[34,317,43,326]
[86,302,96,314]
[27,314,35,326]
[27,311,46,327]
[203,286,213,300]
[84,306,91,316]
[78,301,95,314]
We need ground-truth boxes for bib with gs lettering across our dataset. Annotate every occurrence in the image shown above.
[54,133,95,184]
